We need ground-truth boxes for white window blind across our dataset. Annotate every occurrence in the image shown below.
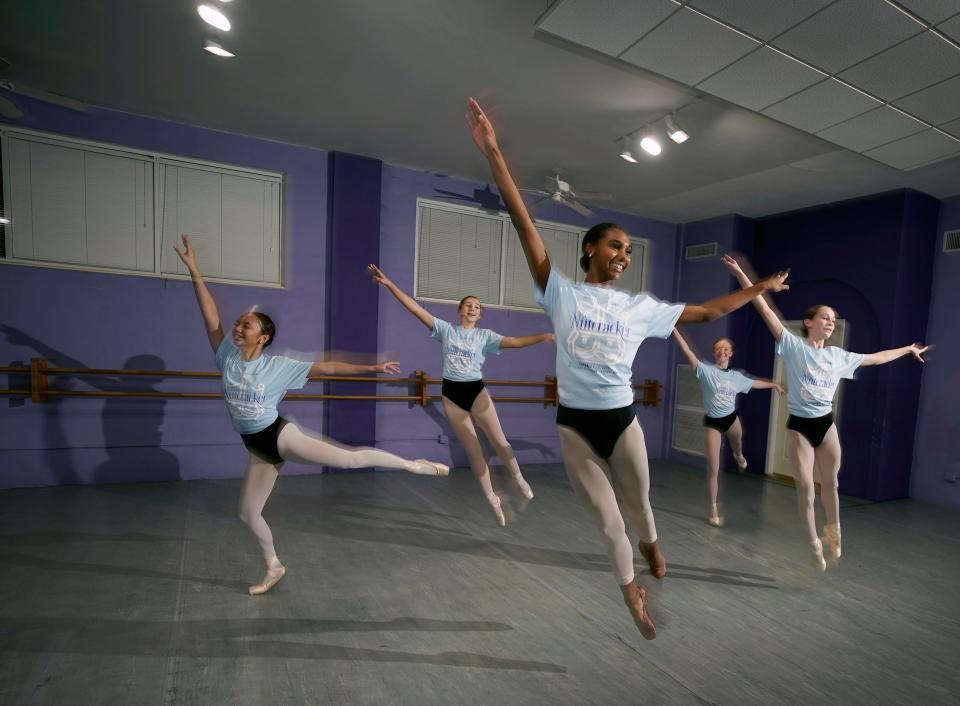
[416,203,502,303]
[6,136,154,272]
[502,221,583,308]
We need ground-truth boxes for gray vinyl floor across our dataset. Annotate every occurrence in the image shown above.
[1,461,958,706]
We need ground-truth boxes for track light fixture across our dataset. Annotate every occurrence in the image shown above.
[616,98,698,162]
[665,114,689,144]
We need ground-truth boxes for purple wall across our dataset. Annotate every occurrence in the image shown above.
[0,100,684,488]
[1,99,330,487]
[911,195,960,508]
[324,152,382,447]
[735,191,939,501]
[372,165,681,468]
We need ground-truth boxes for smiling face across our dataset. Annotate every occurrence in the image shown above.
[712,338,734,368]
[585,228,632,283]
[802,306,837,343]
[232,312,270,349]
[458,296,482,325]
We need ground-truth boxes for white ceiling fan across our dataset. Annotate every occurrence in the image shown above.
[522,171,612,217]
[0,57,89,119]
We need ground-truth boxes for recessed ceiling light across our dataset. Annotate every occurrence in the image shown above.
[197,4,231,31]
[204,38,235,57]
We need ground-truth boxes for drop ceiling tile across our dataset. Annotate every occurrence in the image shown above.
[940,118,960,138]
[763,79,881,132]
[772,0,923,74]
[535,0,680,57]
[863,128,960,170]
[688,0,832,41]
[839,31,960,101]
[817,106,927,152]
[620,7,759,85]
[697,46,825,111]
[897,0,960,24]
[938,14,960,42]
[894,75,960,125]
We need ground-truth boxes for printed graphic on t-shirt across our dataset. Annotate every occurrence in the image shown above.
[799,362,838,404]
[566,298,631,368]
[713,379,737,408]
[447,333,478,374]
[223,367,266,421]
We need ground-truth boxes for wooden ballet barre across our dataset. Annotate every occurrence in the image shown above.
[1,359,661,407]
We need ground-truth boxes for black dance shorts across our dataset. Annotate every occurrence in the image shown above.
[703,412,738,433]
[442,378,485,412]
[240,416,289,466]
[787,412,834,448]
[556,404,637,459]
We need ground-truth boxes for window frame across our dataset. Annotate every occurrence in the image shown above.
[0,126,285,289]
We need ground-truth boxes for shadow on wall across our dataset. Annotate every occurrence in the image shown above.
[0,324,181,484]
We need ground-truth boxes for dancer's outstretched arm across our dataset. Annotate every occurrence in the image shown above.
[752,379,785,394]
[861,344,929,366]
[466,98,550,290]
[310,356,400,376]
[368,264,434,330]
[173,234,224,353]
[672,329,701,368]
[501,332,555,349]
[721,254,786,340]
[678,267,790,324]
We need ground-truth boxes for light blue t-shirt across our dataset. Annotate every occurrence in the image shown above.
[536,268,685,409]
[431,318,503,382]
[696,362,754,418]
[215,338,313,434]
[776,329,864,418]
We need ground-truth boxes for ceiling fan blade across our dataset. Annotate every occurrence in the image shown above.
[5,82,88,112]
[565,199,594,217]
[527,194,553,208]
[0,93,23,119]
[520,188,550,196]
[575,190,614,201]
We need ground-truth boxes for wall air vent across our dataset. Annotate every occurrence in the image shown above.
[684,242,718,260]
[944,230,960,253]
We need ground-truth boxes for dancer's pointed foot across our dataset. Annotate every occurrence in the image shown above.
[821,523,841,566]
[638,540,666,579]
[487,492,506,527]
[407,459,450,477]
[707,503,724,527]
[620,580,656,640]
[809,538,827,573]
[249,563,287,596]
[734,453,748,472]
[511,473,534,501]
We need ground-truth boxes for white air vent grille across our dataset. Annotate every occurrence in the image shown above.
[944,230,960,253]
[685,242,718,260]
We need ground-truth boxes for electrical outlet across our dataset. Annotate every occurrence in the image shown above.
[438,434,448,445]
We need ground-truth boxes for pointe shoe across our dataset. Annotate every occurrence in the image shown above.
[734,454,748,472]
[638,541,666,579]
[487,493,506,527]
[408,459,450,477]
[809,538,827,573]
[707,504,724,527]
[511,473,534,501]
[821,523,841,565]
[621,581,657,640]
[249,564,287,596]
